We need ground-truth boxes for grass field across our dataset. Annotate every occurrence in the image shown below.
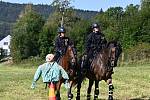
[0,63,150,100]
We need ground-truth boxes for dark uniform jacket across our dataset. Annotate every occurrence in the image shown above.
[55,36,72,54]
[54,36,77,62]
[85,32,107,58]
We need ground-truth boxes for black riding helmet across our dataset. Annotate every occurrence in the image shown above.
[92,23,99,29]
[57,27,66,33]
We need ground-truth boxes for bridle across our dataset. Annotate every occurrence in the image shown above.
[108,43,117,67]
[109,47,116,67]
[68,46,76,67]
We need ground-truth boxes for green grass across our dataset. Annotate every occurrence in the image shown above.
[0,63,150,100]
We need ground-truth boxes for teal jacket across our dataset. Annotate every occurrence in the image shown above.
[31,62,70,89]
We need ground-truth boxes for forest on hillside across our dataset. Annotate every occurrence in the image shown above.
[3,0,150,64]
[0,1,98,40]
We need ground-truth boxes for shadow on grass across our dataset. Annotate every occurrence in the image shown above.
[95,96,150,100]
[130,96,150,100]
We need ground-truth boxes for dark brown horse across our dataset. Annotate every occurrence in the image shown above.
[76,41,122,100]
[55,46,77,100]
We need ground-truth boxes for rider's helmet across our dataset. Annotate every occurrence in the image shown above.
[57,26,66,33]
[91,23,99,29]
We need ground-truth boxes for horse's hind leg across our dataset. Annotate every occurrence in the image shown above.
[94,80,99,100]
[107,79,114,100]
[76,81,81,100]
[87,80,94,100]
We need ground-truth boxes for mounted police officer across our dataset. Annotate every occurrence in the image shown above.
[54,26,77,62]
[83,23,107,69]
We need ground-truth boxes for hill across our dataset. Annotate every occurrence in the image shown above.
[0,1,98,40]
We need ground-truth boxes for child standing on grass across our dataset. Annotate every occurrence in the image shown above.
[31,54,70,89]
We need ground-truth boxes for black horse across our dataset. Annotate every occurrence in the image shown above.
[76,41,122,100]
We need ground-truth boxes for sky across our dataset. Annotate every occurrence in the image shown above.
[2,0,141,11]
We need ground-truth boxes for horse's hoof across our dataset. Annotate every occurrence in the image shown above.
[108,95,113,100]
[56,97,61,100]
[68,93,73,100]
[87,98,90,100]
[87,95,91,100]
[76,96,80,100]
[94,97,98,100]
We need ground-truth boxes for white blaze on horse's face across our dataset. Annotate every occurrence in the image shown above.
[110,47,116,66]
[68,47,76,63]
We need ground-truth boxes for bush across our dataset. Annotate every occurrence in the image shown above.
[0,48,5,60]
[120,42,150,66]
[12,56,44,68]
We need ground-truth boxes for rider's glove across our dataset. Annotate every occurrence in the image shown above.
[59,50,63,55]
[31,81,36,89]
[64,80,70,89]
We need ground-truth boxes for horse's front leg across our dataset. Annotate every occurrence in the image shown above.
[87,79,94,100]
[76,80,81,100]
[68,81,73,100]
[55,81,62,100]
[107,79,114,100]
[94,80,99,100]
[76,71,82,100]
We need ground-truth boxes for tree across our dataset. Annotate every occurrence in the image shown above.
[69,19,91,54]
[121,4,140,49]
[136,0,150,43]
[94,5,144,49]
[39,0,81,57]
[94,7,124,43]
[0,48,5,60]
[38,13,58,58]
[10,4,44,63]
[104,7,124,41]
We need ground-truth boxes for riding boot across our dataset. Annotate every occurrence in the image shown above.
[54,51,61,62]
[83,57,90,71]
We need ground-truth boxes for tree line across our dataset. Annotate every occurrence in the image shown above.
[10,0,150,63]
[0,1,98,40]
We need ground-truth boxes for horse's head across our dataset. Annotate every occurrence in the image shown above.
[66,46,77,67]
[107,41,122,67]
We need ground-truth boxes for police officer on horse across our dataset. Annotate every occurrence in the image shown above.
[54,26,77,62]
[53,27,77,100]
[83,23,107,69]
